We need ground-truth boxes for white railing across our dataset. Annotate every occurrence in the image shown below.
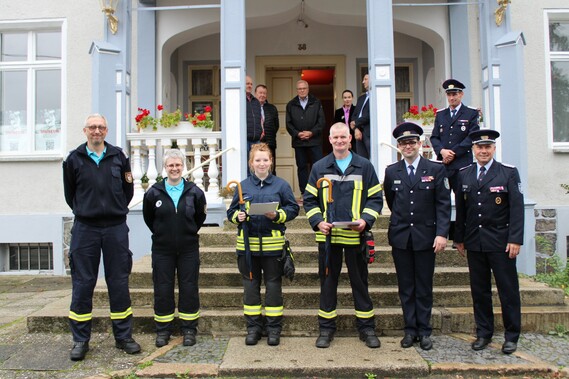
[126,127,223,208]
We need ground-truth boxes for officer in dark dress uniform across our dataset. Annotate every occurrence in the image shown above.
[454,129,524,355]
[383,122,451,351]
[430,79,480,194]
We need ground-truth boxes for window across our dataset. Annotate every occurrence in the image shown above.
[0,27,62,157]
[547,14,569,149]
[395,64,413,124]
[5,243,53,271]
[188,65,220,130]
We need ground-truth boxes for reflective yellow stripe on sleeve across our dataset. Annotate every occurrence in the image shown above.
[368,183,383,197]
[305,183,318,196]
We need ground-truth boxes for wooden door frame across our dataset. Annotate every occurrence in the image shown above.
[255,55,346,110]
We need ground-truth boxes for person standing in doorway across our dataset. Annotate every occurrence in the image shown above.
[246,75,263,174]
[63,114,140,361]
[256,84,280,175]
[351,74,371,159]
[334,89,356,153]
[286,79,326,202]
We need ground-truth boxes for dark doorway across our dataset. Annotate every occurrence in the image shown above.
[302,68,335,156]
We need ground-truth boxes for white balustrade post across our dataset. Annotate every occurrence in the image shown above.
[160,138,172,179]
[191,138,205,191]
[146,138,158,185]
[176,138,189,173]
[206,137,220,197]
[129,139,144,207]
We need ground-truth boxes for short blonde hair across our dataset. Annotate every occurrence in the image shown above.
[163,149,186,168]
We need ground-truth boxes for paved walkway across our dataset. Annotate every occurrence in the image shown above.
[0,275,568,379]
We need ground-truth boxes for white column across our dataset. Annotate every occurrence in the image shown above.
[191,138,205,191]
[206,137,220,197]
[129,139,144,206]
[146,139,158,185]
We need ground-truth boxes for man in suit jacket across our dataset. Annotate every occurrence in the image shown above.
[255,84,280,174]
[351,74,371,159]
[383,122,451,351]
[454,129,524,355]
[334,89,356,153]
[430,79,480,194]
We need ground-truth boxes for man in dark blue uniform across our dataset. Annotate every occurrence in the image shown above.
[430,79,480,194]
[454,129,524,354]
[63,114,140,361]
[304,123,383,349]
[383,122,451,350]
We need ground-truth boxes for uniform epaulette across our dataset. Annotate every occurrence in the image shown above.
[467,105,478,110]
[436,108,447,113]
[387,161,398,167]
[502,163,516,169]
[459,163,474,171]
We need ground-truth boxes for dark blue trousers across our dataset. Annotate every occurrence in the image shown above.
[69,221,133,342]
[392,247,436,337]
[294,145,322,194]
[467,250,521,343]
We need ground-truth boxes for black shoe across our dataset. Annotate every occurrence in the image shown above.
[183,330,197,346]
[471,337,492,351]
[70,341,89,361]
[267,331,281,346]
[359,329,381,349]
[400,334,416,348]
[502,341,517,354]
[315,330,334,348]
[155,332,170,347]
[419,336,433,351]
[245,330,261,346]
[115,338,141,354]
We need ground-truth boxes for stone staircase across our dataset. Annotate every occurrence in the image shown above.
[28,214,569,337]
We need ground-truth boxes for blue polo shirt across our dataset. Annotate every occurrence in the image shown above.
[86,146,107,166]
[336,152,352,173]
[165,180,184,208]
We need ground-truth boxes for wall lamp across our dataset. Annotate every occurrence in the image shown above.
[99,0,119,35]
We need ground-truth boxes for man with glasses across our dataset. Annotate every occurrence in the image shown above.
[383,122,451,351]
[63,114,140,361]
[286,79,326,201]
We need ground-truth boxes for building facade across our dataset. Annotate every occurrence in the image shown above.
[0,0,568,275]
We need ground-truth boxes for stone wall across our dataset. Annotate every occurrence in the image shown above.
[534,209,559,273]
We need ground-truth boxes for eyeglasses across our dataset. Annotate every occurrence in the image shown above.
[166,163,183,168]
[296,87,308,91]
[85,125,108,131]
[398,140,418,147]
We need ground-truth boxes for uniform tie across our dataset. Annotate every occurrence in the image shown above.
[408,165,415,181]
[451,109,457,119]
[478,166,486,182]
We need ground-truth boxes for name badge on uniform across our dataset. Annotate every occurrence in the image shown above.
[421,176,434,182]
[394,180,401,184]
[490,186,505,192]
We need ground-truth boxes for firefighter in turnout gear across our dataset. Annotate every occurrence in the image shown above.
[303,123,383,349]
[63,114,140,361]
[227,143,299,346]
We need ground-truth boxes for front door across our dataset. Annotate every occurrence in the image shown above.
[266,70,302,195]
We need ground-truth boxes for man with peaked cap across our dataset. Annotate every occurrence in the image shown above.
[454,129,524,355]
[383,122,451,351]
[430,79,480,195]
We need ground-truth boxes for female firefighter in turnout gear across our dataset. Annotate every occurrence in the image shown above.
[227,143,299,346]
[143,149,207,348]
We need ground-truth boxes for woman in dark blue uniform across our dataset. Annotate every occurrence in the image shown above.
[227,143,299,346]
[143,149,207,348]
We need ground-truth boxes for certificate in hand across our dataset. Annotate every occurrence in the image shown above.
[248,201,279,215]
[332,221,359,228]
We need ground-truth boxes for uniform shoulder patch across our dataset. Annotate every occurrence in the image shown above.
[502,163,516,169]
[436,107,447,113]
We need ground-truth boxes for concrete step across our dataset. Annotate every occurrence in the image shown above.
[93,280,566,308]
[128,266,474,288]
[148,246,469,267]
[28,297,569,336]
[199,227,391,248]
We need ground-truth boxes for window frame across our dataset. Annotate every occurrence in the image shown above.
[545,10,569,152]
[0,19,66,161]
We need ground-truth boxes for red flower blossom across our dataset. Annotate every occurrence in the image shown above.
[157,104,164,111]
[204,105,212,113]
